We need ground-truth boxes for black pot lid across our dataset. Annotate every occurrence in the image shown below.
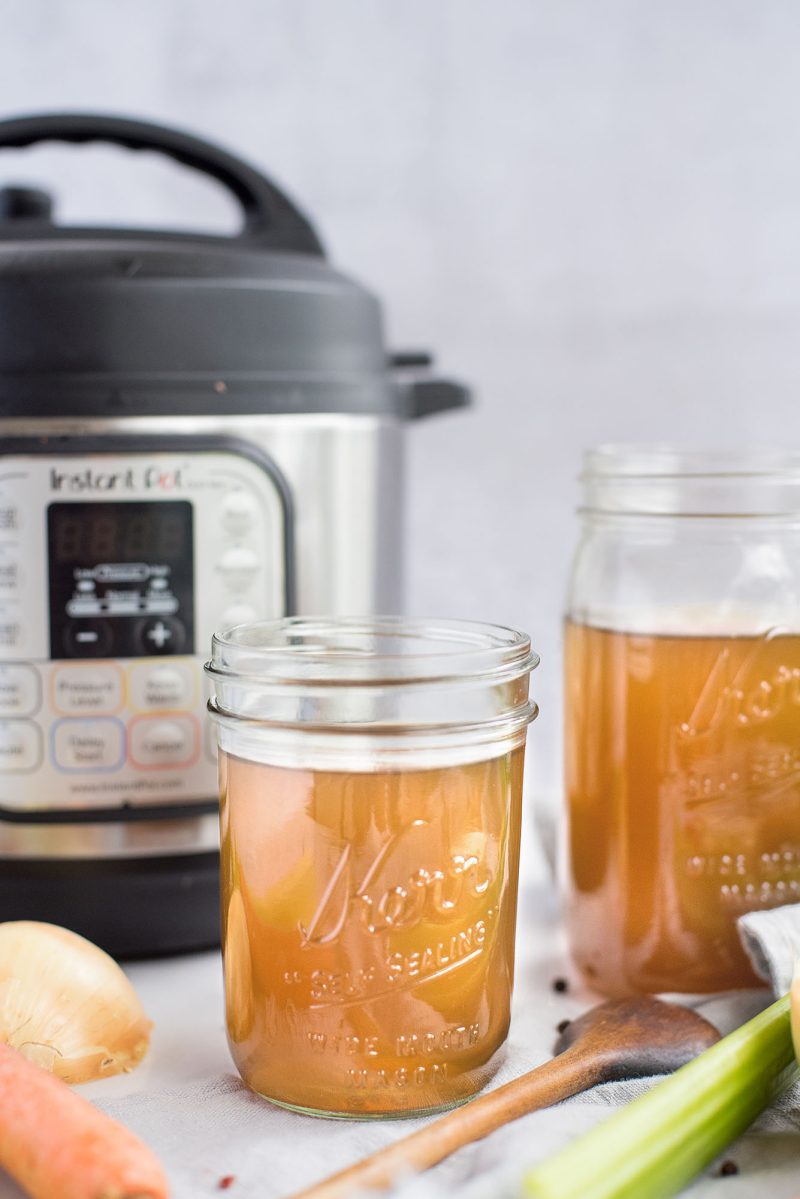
[0,114,469,421]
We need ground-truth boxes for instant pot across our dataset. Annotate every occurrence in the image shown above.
[0,113,468,955]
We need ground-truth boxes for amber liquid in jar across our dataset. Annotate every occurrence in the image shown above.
[220,748,524,1117]
[565,619,800,994]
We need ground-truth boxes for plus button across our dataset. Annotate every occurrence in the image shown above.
[147,621,172,650]
[137,617,185,655]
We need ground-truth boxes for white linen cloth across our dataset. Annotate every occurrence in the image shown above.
[3,861,800,1199]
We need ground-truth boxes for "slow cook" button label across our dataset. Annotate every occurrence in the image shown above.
[52,719,126,773]
[0,664,40,718]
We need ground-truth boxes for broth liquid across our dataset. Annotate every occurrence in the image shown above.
[220,749,524,1116]
[565,620,800,994]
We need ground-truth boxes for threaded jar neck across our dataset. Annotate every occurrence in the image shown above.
[205,616,539,770]
[582,446,800,519]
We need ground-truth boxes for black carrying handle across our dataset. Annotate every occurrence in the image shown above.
[0,112,323,254]
[389,353,472,419]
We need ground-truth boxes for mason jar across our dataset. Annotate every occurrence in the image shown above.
[205,617,538,1118]
[565,447,800,996]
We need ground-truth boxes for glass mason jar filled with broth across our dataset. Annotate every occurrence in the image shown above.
[206,617,538,1118]
[565,448,800,995]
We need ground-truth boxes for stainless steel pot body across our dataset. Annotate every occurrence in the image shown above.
[0,112,467,954]
[0,411,403,864]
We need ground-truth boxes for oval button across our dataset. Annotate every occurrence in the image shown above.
[0,664,40,718]
[218,547,259,592]
[52,719,125,773]
[0,561,20,595]
[222,491,259,535]
[0,620,23,650]
[0,506,20,533]
[129,662,194,711]
[0,720,42,773]
[130,715,198,769]
[52,664,123,715]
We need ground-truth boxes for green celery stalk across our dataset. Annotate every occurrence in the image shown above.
[523,994,798,1199]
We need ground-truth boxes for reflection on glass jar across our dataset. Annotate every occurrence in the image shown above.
[220,751,524,1115]
[565,448,800,996]
[207,617,537,1117]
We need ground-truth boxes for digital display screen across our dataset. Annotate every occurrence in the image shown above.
[51,506,189,565]
[48,501,195,659]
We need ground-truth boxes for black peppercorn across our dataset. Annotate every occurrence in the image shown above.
[717,1160,739,1177]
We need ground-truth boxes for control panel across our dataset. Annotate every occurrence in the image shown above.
[48,499,196,659]
[0,447,288,814]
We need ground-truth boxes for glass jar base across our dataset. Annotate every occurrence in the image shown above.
[574,957,762,997]
[250,1045,508,1121]
[261,1093,472,1121]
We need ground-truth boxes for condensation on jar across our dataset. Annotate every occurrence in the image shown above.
[206,617,538,1118]
[564,447,800,996]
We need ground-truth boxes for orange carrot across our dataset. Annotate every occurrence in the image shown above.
[0,1041,169,1199]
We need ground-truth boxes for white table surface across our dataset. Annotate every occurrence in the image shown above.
[1,854,798,1199]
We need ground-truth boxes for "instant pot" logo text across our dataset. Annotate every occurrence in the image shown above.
[49,466,184,493]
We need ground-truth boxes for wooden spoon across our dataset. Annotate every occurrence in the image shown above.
[289,997,720,1199]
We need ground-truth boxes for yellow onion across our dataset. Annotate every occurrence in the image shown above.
[0,921,152,1083]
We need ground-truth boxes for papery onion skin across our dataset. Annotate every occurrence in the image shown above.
[0,921,152,1084]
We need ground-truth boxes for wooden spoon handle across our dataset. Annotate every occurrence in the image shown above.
[289,1049,593,1199]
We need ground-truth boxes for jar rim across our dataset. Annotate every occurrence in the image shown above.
[208,616,539,687]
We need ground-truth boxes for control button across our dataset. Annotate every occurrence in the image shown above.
[0,620,22,649]
[64,620,113,658]
[0,562,20,594]
[52,719,125,773]
[222,491,259,535]
[129,662,194,710]
[219,603,259,630]
[135,617,186,656]
[0,720,42,773]
[52,664,123,715]
[130,715,198,769]
[218,547,259,591]
[0,664,40,718]
[0,507,19,533]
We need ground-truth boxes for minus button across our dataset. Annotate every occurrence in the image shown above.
[64,621,113,658]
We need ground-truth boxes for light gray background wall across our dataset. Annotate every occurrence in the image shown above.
[1,0,800,801]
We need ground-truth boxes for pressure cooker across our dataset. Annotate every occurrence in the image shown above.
[0,113,468,956]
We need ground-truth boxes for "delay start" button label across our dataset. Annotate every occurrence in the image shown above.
[52,719,125,773]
